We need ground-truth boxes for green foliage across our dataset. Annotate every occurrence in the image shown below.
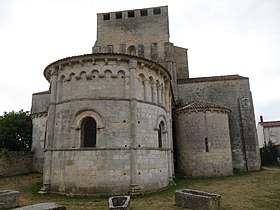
[260,140,279,166]
[0,110,32,151]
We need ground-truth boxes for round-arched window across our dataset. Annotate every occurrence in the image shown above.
[81,117,97,147]
[158,121,165,148]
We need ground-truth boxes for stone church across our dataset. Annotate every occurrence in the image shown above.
[31,6,261,195]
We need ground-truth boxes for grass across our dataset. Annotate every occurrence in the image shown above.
[0,166,280,209]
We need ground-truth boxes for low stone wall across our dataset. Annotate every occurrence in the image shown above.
[175,189,221,210]
[0,151,33,177]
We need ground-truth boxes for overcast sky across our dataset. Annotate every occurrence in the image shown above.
[0,0,279,122]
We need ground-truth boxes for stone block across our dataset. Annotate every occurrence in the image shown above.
[175,189,221,210]
[0,190,20,209]
[109,196,130,210]
[14,202,66,210]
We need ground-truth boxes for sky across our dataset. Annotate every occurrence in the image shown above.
[0,0,279,123]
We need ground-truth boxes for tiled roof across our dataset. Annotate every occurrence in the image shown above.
[177,74,248,84]
[259,121,280,128]
[175,100,230,113]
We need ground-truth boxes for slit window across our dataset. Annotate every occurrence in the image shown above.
[128,10,135,18]
[82,117,97,147]
[116,12,122,19]
[103,13,110,20]
[158,121,164,148]
[140,9,148,16]
[205,137,209,152]
[153,8,161,15]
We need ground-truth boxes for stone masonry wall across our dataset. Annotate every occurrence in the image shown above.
[31,115,47,172]
[94,6,169,62]
[175,110,233,177]
[41,54,173,194]
[0,151,33,177]
[177,77,261,172]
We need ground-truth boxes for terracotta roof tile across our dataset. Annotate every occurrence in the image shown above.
[178,74,248,84]
[259,121,280,127]
[175,100,230,112]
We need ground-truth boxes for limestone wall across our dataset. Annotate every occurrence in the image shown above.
[31,91,50,114]
[31,115,47,172]
[173,46,189,79]
[0,151,33,177]
[31,91,50,172]
[42,53,173,194]
[175,110,233,177]
[177,76,261,172]
[94,6,169,62]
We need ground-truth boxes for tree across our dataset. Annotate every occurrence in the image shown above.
[0,110,32,151]
[260,140,279,166]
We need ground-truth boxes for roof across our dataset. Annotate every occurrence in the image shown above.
[177,74,248,84]
[259,121,280,128]
[32,90,50,96]
[175,100,230,113]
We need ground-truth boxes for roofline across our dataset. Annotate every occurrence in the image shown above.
[32,90,50,96]
[43,53,171,82]
[97,5,168,15]
[177,74,248,84]
[258,121,280,128]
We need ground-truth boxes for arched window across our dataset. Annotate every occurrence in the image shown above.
[127,45,136,56]
[81,117,97,147]
[158,121,164,148]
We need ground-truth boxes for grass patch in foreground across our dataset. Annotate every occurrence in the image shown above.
[1,166,279,209]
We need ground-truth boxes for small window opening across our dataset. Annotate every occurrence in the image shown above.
[116,12,122,19]
[205,137,209,152]
[103,13,110,20]
[82,117,97,147]
[127,45,136,56]
[140,9,148,16]
[128,10,135,18]
[153,8,161,15]
[158,121,164,148]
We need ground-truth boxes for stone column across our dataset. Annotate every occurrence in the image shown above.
[128,59,140,193]
[40,68,58,193]
[166,82,174,183]
[152,83,157,104]
[157,84,162,104]
[143,79,150,102]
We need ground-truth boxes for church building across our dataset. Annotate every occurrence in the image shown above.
[31,6,261,195]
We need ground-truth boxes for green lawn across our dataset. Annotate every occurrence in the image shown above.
[1,166,279,209]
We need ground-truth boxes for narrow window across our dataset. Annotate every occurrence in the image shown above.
[153,8,161,15]
[140,9,148,16]
[128,10,135,18]
[103,13,110,20]
[82,117,97,147]
[127,45,136,56]
[158,121,164,148]
[107,45,113,53]
[205,137,209,152]
[116,12,122,19]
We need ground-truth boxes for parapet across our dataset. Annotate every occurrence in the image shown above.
[98,6,168,21]
[94,6,169,61]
